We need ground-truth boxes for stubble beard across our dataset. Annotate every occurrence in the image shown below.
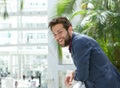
[59,33,71,47]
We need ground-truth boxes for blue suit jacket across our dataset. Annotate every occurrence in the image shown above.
[70,32,120,88]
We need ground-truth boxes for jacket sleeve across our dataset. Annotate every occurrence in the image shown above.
[72,39,93,81]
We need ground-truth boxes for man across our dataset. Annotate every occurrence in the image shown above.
[48,16,120,88]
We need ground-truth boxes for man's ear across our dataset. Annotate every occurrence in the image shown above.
[68,26,73,33]
[68,26,73,37]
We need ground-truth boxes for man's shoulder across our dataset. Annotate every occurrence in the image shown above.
[73,32,92,41]
[72,32,97,45]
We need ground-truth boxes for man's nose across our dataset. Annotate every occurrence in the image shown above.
[54,34,60,40]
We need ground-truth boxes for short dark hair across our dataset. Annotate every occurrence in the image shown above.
[48,17,72,31]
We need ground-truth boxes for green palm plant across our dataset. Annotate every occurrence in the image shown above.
[55,0,120,70]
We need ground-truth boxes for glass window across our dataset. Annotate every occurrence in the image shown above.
[0,31,17,45]
[0,16,17,29]
[20,30,48,44]
[0,0,48,88]
[0,0,17,13]
[21,16,48,28]
[22,0,47,12]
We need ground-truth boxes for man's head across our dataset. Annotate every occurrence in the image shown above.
[49,17,72,31]
[49,17,73,47]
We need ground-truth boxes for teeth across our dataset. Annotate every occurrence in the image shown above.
[58,39,63,44]
[59,39,62,42]
[59,40,62,42]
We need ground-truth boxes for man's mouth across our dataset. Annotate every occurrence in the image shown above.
[58,39,63,45]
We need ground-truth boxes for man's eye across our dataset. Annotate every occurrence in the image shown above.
[58,31,61,34]
[53,30,63,36]
[58,31,62,34]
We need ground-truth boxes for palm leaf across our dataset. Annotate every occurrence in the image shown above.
[56,0,76,16]
[58,45,63,63]
[70,10,87,19]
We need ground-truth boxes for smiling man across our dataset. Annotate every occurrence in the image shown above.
[48,16,120,88]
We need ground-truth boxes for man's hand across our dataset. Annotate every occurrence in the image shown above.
[64,71,75,87]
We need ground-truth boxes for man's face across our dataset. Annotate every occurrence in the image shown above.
[52,24,71,47]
